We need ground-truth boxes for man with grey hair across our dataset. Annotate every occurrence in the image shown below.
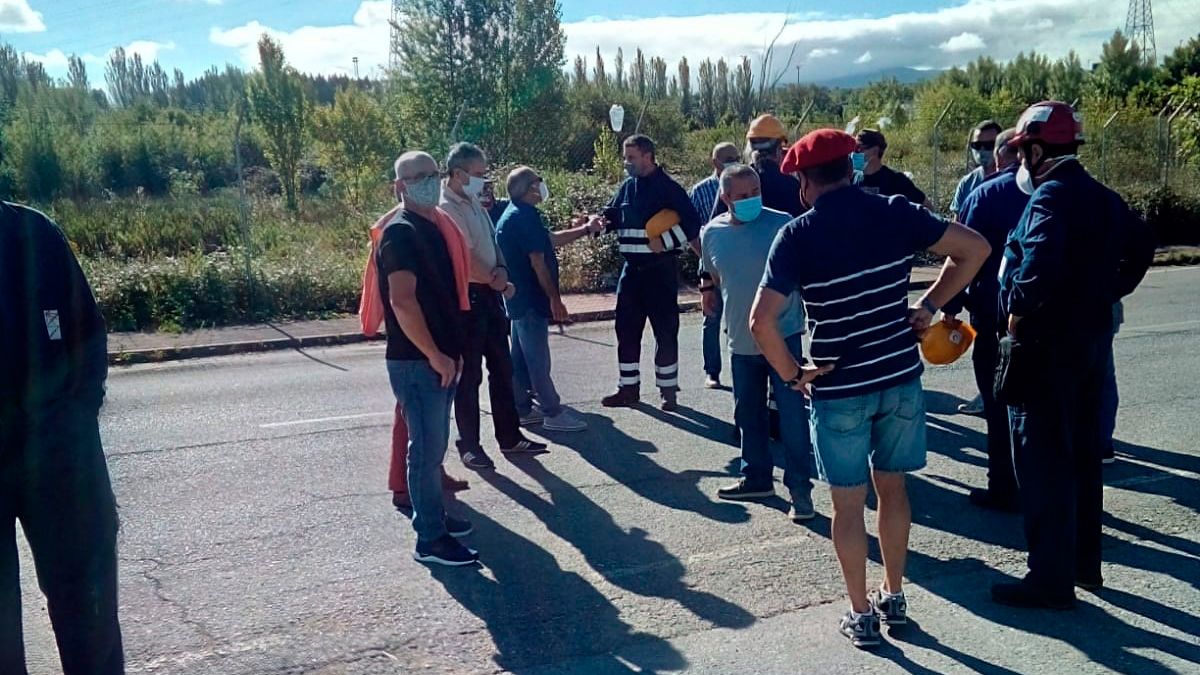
[691,142,742,389]
[496,166,602,432]
[379,150,476,566]
[440,142,546,470]
[700,164,815,520]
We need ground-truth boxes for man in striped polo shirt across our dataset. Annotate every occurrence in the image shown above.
[751,129,989,648]
[597,134,702,411]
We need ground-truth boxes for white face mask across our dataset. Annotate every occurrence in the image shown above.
[465,175,486,197]
[1016,164,1035,196]
[538,181,550,202]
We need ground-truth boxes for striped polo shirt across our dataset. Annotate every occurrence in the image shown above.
[605,166,701,266]
[761,186,948,399]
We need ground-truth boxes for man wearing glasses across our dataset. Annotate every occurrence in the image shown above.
[951,120,1003,219]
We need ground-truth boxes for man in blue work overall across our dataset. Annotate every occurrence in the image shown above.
[1,202,124,673]
[942,127,1027,513]
[992,102,1154,609]
[598,134,702,412]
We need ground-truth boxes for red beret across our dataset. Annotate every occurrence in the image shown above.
[780,128,858,174]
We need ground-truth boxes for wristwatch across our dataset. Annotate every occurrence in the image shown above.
[784,366,804,389]
[920,296,939,315]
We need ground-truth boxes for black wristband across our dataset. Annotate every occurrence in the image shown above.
[921,296,939,315]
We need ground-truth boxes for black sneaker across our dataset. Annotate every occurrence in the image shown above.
[445,515,473,538]
[968,488,1020,513]
[839,611,881,649]
[789,489,816,522]
[413,535,479,567]
[460,448,496,470]
[500,438,549,454]
[716,479,775,501]
[868,587,908,625]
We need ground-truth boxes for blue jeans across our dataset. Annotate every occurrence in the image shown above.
[511,311,562,417]
[810,376,927,488]
[387,359,456,544]
[702,293,724,378]
[731,334,814,496]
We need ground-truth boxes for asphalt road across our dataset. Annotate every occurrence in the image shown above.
[19,266,1200,674]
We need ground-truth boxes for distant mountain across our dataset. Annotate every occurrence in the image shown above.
[813,67,940,88]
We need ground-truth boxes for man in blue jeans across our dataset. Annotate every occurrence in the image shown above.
[700,164,814,522]
[496,166,603,433]
[379,151,476,567]
[752,129,988,648]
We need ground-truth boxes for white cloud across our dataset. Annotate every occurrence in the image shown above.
[26,40,176,79]
[940,32,986,53]
[23,48,68,69]
[855,51,873,64]
[210,0,390,76]
[808,48,839,59]
[562,0,1200,84]
[0,0,45,32]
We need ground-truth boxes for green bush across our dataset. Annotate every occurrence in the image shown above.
[1125,185,1200,245]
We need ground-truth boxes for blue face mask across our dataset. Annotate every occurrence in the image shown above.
[851,152,867,172]
[731,195,763,222]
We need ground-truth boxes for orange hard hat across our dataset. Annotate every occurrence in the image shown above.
[747,114,787,142]
[645,209,680,238]
[920,319,977,365]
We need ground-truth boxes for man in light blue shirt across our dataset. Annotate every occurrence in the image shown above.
[950,120,1002,218]
[700,164,814,522]
[691,142,742,389]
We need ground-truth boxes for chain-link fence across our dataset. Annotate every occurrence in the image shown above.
[23,97,1197,335]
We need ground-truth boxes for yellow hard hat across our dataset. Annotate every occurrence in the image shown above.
[747,114,787,142]
[645,209,679,238]
[920,319,977,365]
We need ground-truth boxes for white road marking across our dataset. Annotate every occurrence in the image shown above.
[259,411,392,428]
[1146,265,1200,274]
[1121,319,1200,333]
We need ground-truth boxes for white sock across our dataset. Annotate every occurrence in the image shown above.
[879,585,904,599]
[851,608,873,620]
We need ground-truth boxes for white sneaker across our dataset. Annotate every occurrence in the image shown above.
[542,410,587,432]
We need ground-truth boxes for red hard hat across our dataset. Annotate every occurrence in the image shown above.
[1008,101,1085,147]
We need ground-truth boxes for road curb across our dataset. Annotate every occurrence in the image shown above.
[108,280,932,365]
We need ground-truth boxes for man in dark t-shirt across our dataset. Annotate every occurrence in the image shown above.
[378,151,476,567]
[853,129,928,206]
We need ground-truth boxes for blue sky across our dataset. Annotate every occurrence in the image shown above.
[2,0,1198,84]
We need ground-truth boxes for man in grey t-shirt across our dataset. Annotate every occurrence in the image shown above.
[700,164,814,522]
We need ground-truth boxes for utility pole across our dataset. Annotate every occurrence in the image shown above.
[1125,0,1157,67]
[352,57,359,79]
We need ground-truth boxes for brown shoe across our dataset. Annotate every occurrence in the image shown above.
[442,471,470,492]
[392,491,412,510]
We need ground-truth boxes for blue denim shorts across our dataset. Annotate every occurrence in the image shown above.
[809,376,927,488]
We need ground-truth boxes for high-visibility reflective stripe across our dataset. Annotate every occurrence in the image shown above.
[617,229,645,238]
[620,244,654,254]
[655,363,678,374]
[656,377,679,387]
[619,376,640,385]
[619,362,640,371]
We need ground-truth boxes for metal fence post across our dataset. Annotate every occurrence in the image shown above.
[931,100,954,212]
[1101,110,1120,185]
[233,105,255,321]
[1165,104,1187,189]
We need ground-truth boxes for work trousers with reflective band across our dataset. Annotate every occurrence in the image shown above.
[1,404,124,675]
[1007,331,1110,599]
[614,257,680,391]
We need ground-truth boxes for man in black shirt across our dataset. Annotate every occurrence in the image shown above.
[378,151,477,567]
[1,202,124,673]
[854,129,928,206]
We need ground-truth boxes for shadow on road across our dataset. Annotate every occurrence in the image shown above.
[429,501,687,674]
[542,412,749,524]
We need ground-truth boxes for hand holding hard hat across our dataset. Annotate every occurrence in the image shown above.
[920,317,977,365]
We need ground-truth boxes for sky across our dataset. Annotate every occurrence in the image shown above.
[2,0,1198,85]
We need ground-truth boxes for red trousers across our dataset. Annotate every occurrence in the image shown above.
[387,404,409,493]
